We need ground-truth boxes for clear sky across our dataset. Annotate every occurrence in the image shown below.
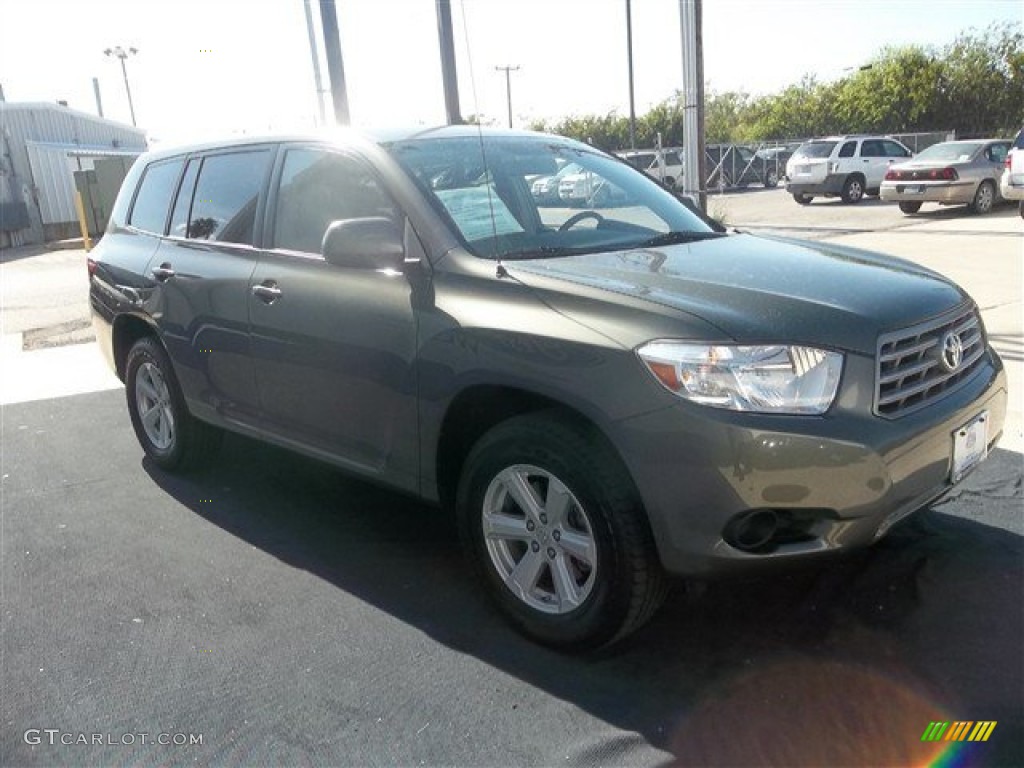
[1,0,1021,145]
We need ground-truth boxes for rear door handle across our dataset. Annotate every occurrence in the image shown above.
[252,281,282,303]
[151,263,175,281]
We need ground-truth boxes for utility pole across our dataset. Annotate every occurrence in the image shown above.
[495,65,520,129]
[303,0,327,125]
[318,0,350,125]
[92,77,104,117]
[103,46,138,126]
[436,0,462,124]
[625,0,637,150]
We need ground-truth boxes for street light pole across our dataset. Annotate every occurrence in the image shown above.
[103,46,138,126]
[495,65,520,129]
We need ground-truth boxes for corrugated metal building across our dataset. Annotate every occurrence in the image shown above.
[0,102,147,247]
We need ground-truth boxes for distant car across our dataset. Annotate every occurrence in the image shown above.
[557,167,629,207]
[786,135,913,204]
[706,145,780,189]
[755,146,794,177]
[880,139,1011,215]
[530,162,582,205]
[617,149,684,189]
[999,127,1024,219]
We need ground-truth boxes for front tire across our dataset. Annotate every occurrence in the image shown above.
[968,180,996,214]
[899,201,922,214]
[125,337,222,471]
[456,413,667,650]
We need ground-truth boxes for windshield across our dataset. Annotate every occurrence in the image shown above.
[386,135,715,260]
[912,141,984,162]
[794,141,837,159]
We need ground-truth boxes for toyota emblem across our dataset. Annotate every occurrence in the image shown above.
[941,332,963,372]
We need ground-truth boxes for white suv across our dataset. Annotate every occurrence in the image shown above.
[786,135,913,205]
[617,148,684,189]
[999,126,1024,218]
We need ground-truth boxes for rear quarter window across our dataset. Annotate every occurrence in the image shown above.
[128,158,185,235]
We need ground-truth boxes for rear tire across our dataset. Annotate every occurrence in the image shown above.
[968,180,996,214]
[125,337,222,472]
[841,175,865,204]
[456,412,667,650]
[793,193,813,205]
[898,201,922,214]
[764,169,779,188]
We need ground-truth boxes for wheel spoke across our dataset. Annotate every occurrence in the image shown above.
[158,408,172,445]
[507,548,546,599]
[484,513,530,542]
[544,477,572,526]
[141,403,161,431]
[501,468,544,522]
[137,377,159,402]
[558,529,596,567]
[551,553,583,609]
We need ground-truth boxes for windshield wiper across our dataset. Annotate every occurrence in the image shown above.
[636,231,726,248]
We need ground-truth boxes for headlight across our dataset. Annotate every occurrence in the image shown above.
[637,342,843,414]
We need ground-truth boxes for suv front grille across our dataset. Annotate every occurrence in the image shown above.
[875,305,986,418]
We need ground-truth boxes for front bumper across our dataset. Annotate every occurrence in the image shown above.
[879,180,975,205]
[611,351,1007,576]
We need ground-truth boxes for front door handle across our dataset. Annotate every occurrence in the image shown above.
[252,281,282,303]
[151,263,175,281]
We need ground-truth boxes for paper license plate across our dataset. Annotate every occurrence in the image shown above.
[951,411,989,483]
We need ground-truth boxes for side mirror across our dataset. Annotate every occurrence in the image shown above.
[321,217,405,271]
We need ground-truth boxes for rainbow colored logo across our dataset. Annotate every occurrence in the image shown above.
[921,721,996,742]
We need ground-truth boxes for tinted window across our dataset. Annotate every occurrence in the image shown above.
[273,148,397,255]
[129,158,184,234]
[188,150,270,244]
[1014,129,1024,150]
[860,140,884,157]
[838,141,857,158]
[168,158,200,238]
[882,140,911,158]
[987,143,1009,163]
[795,141,837,159]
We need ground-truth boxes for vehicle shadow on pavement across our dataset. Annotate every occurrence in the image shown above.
[143,437,1023,767]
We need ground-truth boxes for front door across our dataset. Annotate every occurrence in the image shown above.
[249,145,420,490]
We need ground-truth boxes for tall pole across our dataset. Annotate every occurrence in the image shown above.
[104,46,138,126]
[318,0,350,125]
[626,0,636,150]
[436,0,462,125]
[303,0,327,125]
[93,77,104,117]
[495,65,519,129]
[678,0,705,210]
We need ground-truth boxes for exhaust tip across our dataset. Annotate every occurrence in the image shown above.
[725,509,780,553]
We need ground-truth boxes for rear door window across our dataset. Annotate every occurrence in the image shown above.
[838,141,857,158]
[188,150,271,245]
[860,140,884,158]
[129,158,184,235]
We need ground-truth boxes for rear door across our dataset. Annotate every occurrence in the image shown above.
[150,146,274,429]
[249,144,420,489]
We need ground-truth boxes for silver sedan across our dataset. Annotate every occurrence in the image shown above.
[880,139,1011,215]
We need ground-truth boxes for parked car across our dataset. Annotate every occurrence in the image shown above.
[617,148,684,189]
[999,126,1024,219]
[89,127,1006,650]
[880,139,1011,215]
[755,146,794,178]
[557,166,630,207]
[530,161,581,205]
[786,135,913,204]
[706,144,780,189]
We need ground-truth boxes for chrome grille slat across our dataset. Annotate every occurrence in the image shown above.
[874,306,987,418]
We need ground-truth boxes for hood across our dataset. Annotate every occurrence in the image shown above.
[508,234,968,355]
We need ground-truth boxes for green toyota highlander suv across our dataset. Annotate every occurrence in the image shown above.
[89,127,1006,649]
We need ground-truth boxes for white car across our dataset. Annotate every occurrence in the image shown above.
[617,149,683,189]
[999,126,1024,218]
[786,135,914,204]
